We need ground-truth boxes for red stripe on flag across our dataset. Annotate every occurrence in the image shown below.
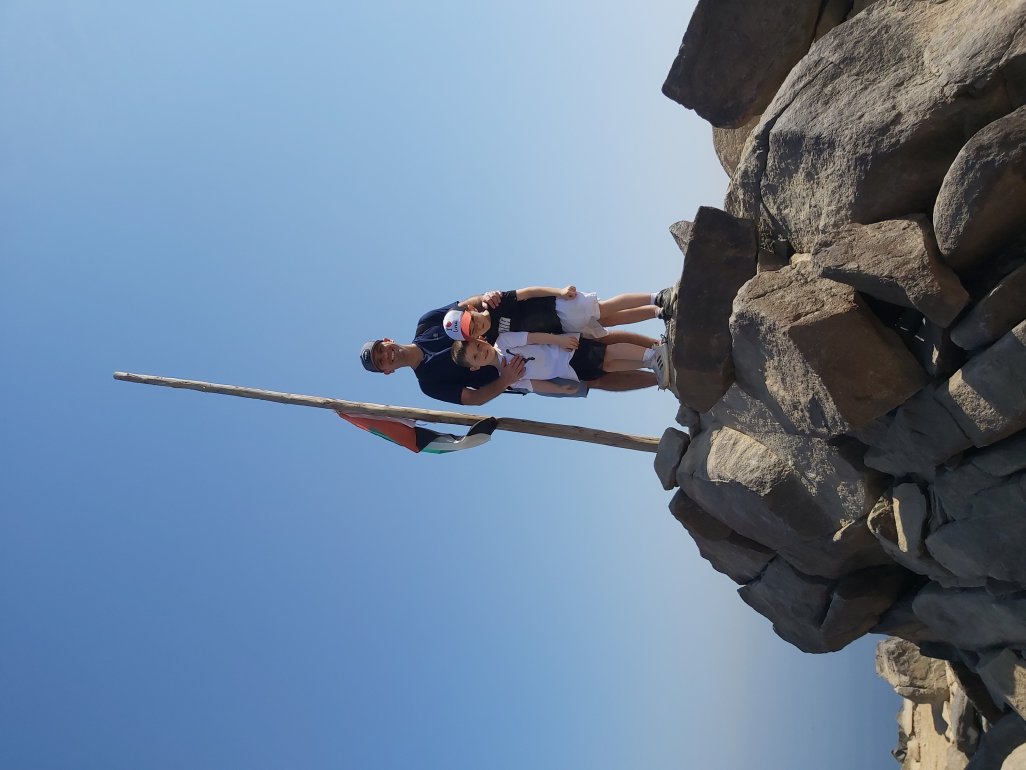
[336,411,421,452]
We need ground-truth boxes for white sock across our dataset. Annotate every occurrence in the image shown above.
[642,348,655,366]
[650,292,658,304]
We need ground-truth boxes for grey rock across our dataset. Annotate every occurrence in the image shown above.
[668,488,731,540]
[938,320,1026,448]
[730,263,927,438]
[978,650,1026,722]
[926,473,1026,586]
[679,425,839,545]
[914,585,1026,650]
[654,428,690,491]
[965,714,1026,770]
[935,106,1026,275]
[726,0,1026,253]
[661,0,823,128]
[876,636,950,703]
[757,246,790,274]
[668,489,775,584]
[864,386,973,480]
[712,114,759,178]
[873,592,948,644]
[952,263,1026,352]
[674,404,701,435]
[947,671,982,755]
[669,220,694,256]
[867,493,971,587]
[905,317,966,381]
[669,206,757,412]
[810,217,969,327]
[813,0,853,42]
[678,416,890,578]
[893,483,929,557]
[819,566,909,645]
[740,558,904,653]
[780,515,894,581]
[847,0,877,18]
[739,558,836,653]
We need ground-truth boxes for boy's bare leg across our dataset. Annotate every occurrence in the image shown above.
[601,330,658,348]
[588,371,658,391]
[601,342,652,371]
[598,293,655,315]
[600,305,659,327]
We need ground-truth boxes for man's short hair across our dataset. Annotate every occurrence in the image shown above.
[359,340,383,373]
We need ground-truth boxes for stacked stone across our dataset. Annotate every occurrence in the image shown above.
[657,0,1026,763]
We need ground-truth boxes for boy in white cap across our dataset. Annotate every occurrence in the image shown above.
[450,329,669,392]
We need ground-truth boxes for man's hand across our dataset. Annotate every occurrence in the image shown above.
[560,285,577,299]
[555,334,579,351]
[499,354,527,386]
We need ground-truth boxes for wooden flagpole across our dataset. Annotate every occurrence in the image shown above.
[113,372,661,453]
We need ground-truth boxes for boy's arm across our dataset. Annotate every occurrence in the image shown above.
[460,356,527,406]
[526,332,579,350]
[515,285,577,300]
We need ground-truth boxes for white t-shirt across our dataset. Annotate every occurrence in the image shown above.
[495,331,579,392]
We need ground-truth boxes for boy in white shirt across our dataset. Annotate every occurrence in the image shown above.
[451,330,669,393]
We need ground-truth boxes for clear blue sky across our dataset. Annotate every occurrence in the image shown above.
[0,1,898,768]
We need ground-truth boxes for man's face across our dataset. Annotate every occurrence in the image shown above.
[463,338,496,370]
[372,339,405,374]
[469,310,491,338]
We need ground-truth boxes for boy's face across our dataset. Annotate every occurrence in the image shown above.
[463,338,497,370]
[468,310,490,338]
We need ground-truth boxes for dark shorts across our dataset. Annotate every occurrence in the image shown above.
[569,338,606,382]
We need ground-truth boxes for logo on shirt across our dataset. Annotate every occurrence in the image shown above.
[497,316,511,334]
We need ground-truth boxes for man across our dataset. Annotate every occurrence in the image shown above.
[359,302,528,406]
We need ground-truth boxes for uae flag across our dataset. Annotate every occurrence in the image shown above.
[336,412,497,454]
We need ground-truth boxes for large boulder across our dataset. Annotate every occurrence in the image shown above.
[913,585,1026,650]
[730,263,926,438]
[810,217,969,327]
[726,0,1026,252]
[661,0,823,128]
[876,636,950,704]
[678,387,892,579]
[711,115,759,178]
[739,557,906,653]
[952,262,1026,352]
[925,433,1026,585]
[668,489,774,584]
[864,386,974,480]
[938,320,1026,448]
[934,106,1026,275]
[668,206,757,412]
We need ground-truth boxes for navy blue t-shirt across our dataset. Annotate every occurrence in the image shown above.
[413,302,499,405]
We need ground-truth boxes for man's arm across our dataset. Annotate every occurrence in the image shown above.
[460,356,527,406]
[458,290,503,311]
[515,285,577,300]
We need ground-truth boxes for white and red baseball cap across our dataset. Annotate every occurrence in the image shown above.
[442,309,473,341]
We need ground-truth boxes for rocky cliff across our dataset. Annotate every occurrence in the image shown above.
[654,0,1026,765]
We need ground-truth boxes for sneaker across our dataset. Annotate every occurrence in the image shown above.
[654,285,677,321]
[650,340,670,390]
